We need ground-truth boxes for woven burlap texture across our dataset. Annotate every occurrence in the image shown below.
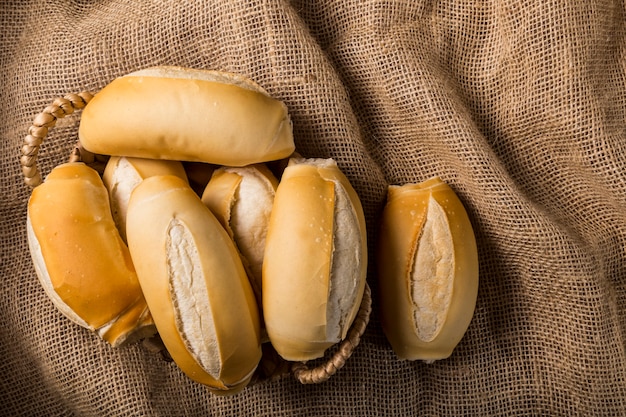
[2,0,626,415]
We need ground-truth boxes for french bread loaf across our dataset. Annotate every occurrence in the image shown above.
[125,174,262,392]
[201,164,278,300]
[26,162,156,347]
[262,158,367,362]
[78,66,295,166]
[377,177,479,361]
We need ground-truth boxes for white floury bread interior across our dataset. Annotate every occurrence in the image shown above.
[377,177,479,361]
[201,164,278,300]
[125,174,261,392]
[102,156,188,241]
[262,158,367,362]
[78,66,295,166]
[26,162,156,347]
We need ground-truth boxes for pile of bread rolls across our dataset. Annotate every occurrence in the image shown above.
[26,67,369,394]
[25,66,478,394]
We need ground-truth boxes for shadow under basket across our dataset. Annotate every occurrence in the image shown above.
[20,91,373,387]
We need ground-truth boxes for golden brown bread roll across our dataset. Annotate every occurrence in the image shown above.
[377,177,479,361]
[78,66,295,166]
[201,164,278,300]
[125,174,261,392]
[26,162,156,347]
[262,158,368,362]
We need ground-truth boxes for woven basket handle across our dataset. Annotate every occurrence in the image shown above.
[21,92,94,187]
[291,282,372,384]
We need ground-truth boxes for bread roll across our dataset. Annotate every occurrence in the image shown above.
[103,156,188,241]
[126,175,261,392]
[201,164,278,300]
[262,158,367,361]
[26,162,155,347]
[78,66,295,166]
[377,177,479,361]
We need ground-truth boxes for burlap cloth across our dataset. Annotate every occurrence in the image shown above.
[2,0,626,415]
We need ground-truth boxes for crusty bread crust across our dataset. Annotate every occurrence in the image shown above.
[26,162,156,347]
[78,66,295,166]
[128,66,269,94]
[201,164,278,301]
[262,158,367,361]
[377,178,479,361]
[126,174,261,392]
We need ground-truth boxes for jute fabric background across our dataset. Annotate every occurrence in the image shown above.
[2,0,626,415]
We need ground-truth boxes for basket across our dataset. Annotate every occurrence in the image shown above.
[20,92,372,386]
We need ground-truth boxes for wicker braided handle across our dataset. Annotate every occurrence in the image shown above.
[21,92,372,385]
[21,92,94,187]
[290,282,372,384]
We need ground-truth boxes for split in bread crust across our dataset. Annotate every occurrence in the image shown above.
[377,177,479,361]
[126,174,261,392]
[262,158,367,362]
